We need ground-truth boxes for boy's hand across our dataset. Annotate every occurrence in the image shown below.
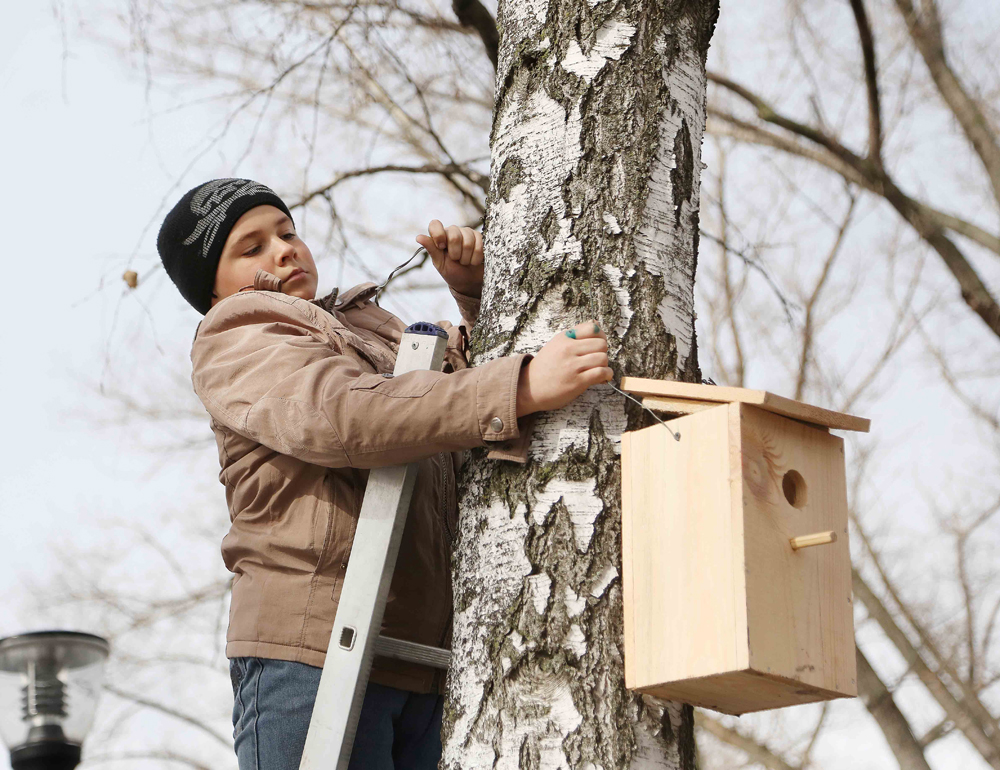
[416,220,484,298]
[516,321,613,417]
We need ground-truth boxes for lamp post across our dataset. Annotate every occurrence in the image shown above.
[0,631,109,770]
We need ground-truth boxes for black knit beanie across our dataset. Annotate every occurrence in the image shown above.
[157,178,293,314]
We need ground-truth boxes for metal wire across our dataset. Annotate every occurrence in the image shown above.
[373,247,428,306]
[608,382,682,441]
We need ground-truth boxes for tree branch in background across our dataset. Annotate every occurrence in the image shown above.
[709,74,1000,341]
[920,717,957,749]
[848,0,884,165]
[707,113,1000,255]
[856,646,935,770]
[83,750,213,770]
[893,0,1000,207]
[855,507,1000,747]
[103,685,231,748]
[291,162,489,209]
[694,711,801,770]
[794,195,855,400]
[452,0,498,70]
[852,566,1000,766]
[711,141,747,387]
[918,321,1000,431]
[800,703,829,766]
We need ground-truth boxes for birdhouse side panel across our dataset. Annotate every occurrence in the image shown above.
[622,406,749,691]
[739,405,857,697]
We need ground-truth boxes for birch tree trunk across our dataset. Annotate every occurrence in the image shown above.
[443,1,719,768]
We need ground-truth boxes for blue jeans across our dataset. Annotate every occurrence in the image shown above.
[230,657,444,770]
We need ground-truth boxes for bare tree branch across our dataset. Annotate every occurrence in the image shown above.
[707,113,1000,256]
[916,320,1000,431]
[695,711,801,770]
[82,750,215,770]
[856,646,934,770]
[452,0,498,70]
[709,75,1000,341]
[919,717,956,748]
[893,0,1000,207]
[848,0,884,164]
[799,703,829,766]
[794,195,855,400]
[856,508,1000,743]
[712,142,747,386]
[852,569,1000,766]
[103,685,231,748]
[291,162,488,209]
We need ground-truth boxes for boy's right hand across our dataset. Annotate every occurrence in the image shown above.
[516,321,613,417]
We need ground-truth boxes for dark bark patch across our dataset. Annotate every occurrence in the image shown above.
[670,119,694,227]
[496,157,526,201]
[541,206,561,251]
[678,703,698,770]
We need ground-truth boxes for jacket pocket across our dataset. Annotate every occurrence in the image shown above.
[348,372,434,399]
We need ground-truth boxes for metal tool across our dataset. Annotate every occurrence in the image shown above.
[299,321,453,770]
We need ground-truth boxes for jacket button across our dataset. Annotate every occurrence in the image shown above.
[490,417,504,432]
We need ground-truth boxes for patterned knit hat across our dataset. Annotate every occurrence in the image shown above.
[157,178,293,314]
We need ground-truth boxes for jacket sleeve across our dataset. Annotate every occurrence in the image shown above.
[449,287,480,328]
[191,292,528,469]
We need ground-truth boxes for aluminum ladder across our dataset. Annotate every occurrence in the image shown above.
[299,322,453,770]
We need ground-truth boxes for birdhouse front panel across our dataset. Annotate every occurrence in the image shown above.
[737,403,856,701]
[621,398,859,716]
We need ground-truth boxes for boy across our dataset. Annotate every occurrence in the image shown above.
[157,178,611,769]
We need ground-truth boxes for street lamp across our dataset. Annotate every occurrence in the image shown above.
[0,632,109,770]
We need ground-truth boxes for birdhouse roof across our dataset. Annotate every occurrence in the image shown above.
[619,378,870,433]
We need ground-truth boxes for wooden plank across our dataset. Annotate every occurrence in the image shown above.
[640,396,719,415]
[620,377,870,433]
[621,406,747,690]
[621,431,636,688]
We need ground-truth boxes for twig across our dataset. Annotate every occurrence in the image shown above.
[695,711,800,770]
[103,685,231,747]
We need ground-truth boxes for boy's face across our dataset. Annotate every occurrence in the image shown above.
[212,205,318,306]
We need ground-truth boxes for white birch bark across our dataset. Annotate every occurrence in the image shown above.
[443,2,719,768]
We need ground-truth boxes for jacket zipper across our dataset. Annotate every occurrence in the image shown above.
[438,453,454,543]
[437,454,455,693]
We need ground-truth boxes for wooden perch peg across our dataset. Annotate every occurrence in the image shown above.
[789,531,838,551]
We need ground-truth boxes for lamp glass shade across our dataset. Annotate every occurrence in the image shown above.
[0,631,109,750]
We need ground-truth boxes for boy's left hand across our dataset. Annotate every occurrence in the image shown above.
[416,220,484,299]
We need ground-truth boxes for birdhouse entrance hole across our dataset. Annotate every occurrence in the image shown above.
[782,470,807,508]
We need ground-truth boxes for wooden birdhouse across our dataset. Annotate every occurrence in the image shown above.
[619,378,870,715]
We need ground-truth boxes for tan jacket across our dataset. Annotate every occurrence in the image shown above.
[191,270,530,693]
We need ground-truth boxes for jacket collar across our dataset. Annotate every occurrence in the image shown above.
[250,269,379,314]
[331,282,379,310]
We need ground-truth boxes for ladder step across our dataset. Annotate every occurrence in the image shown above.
[373,636,451,670]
